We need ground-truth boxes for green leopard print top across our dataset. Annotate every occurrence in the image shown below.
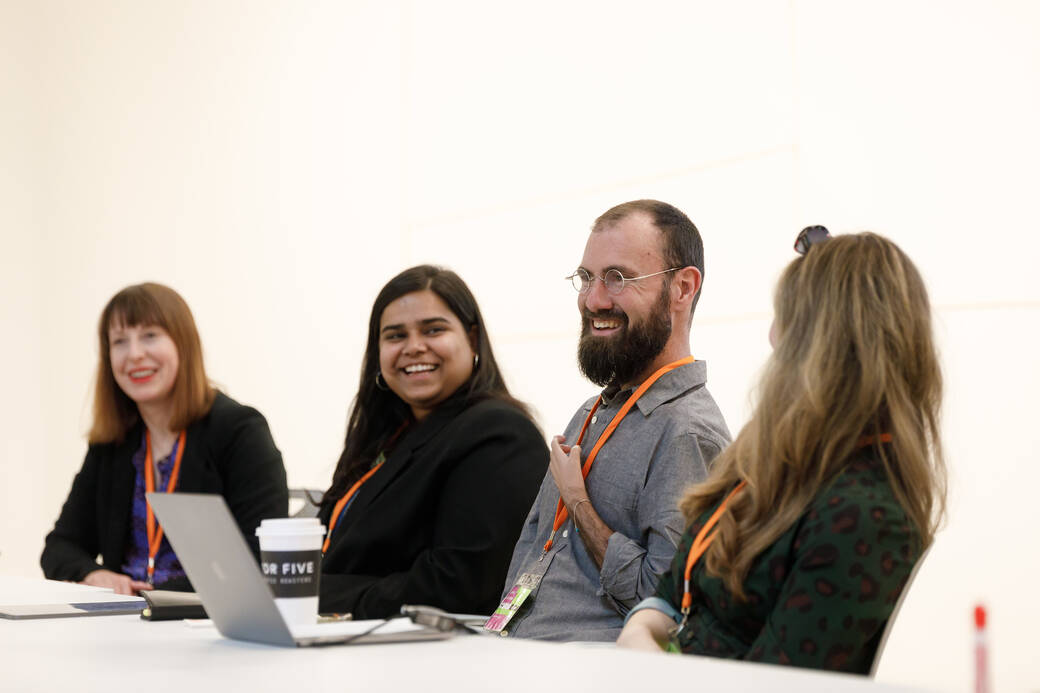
[654,445,922,674]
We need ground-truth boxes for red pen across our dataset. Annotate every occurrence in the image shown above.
[974,604,989,693]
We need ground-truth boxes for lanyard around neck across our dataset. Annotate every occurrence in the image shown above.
[676,432,894,631]
[540,355,695,555]
[322,423,410,555]
[322,460,384,555]
[144,430,186,584]
[679,480,745,617]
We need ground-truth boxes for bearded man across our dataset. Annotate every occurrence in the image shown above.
[487,200,731,641]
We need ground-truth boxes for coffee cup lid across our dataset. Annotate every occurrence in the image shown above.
[255,517,327,536]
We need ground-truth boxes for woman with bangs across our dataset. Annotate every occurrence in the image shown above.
[42,282,288,595]
[617,231,947,674]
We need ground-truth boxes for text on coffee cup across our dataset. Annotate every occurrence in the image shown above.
[262,561,316,576]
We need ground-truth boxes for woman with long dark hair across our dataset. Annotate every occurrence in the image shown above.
[617,232,946,674]
[318,265,548,618]
[42,283,288,594]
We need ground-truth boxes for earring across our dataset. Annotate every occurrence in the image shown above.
[473,353,480,368]
[374,371,389,391]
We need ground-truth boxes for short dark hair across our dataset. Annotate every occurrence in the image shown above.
[323,265,532,506]
[593,199,705,314]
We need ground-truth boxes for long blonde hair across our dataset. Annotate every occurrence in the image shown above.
[680,233,946,599]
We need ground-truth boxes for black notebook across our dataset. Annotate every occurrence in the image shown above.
[140,590,208,621]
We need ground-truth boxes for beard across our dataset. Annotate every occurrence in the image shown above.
[577,284,672,388]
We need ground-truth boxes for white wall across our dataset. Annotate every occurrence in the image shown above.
[2,1,1038,690]
[0,0,46,587]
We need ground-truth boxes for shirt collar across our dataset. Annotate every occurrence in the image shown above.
[596,360,707,415]
[636,360,706,415]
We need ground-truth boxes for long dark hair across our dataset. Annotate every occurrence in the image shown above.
[322,265,530,509]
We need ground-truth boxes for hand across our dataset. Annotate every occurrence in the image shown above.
[548,436,587,510]
[81,569,153,595]
[549,435,613,568]
[616,609,674,652]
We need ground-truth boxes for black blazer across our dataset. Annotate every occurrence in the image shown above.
[318,398,548,619]
[41,391,288,589]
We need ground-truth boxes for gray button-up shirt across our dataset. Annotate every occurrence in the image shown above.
[499,360,731,641]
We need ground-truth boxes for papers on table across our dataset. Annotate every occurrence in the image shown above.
[0,575,146,619]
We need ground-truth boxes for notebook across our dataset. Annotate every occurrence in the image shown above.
[0,576,145,619]
[146,492,451,647]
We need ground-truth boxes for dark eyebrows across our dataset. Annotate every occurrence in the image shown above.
[585,264,639,277]
[380,316,452,334]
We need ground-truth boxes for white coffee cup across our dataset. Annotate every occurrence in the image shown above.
[255,518,326,626]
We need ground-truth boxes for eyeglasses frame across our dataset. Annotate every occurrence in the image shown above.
[565,266,683,296]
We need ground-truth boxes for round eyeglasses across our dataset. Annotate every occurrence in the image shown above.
[566,267,682,295]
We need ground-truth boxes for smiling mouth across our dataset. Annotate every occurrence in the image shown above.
[585,313,627,335]
[129,368,157,383]
[402,364,438,375]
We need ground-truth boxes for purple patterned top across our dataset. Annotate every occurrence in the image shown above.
[120,431,187,586]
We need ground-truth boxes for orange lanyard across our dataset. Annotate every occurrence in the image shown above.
[322,424,408,555]
[680,480,746,613]
[144,430,186,584]
[541,355,695,555]
[677,432,893,627]
[322,461,383,555]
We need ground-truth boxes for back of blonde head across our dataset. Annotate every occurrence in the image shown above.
[681,232,946,599]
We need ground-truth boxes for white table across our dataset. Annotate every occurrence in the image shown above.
[2,613,925,692]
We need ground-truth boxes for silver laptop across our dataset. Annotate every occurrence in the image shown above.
[147,492,451,647]
[0,591,144,620]
[0,574,145,619]
[0,600,145,619]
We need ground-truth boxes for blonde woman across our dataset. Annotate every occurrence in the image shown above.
[617,231,946,674]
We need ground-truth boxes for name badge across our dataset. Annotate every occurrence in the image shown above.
[483,573,541,633]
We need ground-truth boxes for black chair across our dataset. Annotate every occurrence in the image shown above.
[288,488,323,518]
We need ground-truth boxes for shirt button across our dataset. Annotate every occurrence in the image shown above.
[562,529,568,538]
[591,415,598,424]
[500,630,509,637]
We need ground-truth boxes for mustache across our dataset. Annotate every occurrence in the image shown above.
[582,308,628,323]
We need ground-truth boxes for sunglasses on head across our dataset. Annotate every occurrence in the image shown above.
[794,225,831,255]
